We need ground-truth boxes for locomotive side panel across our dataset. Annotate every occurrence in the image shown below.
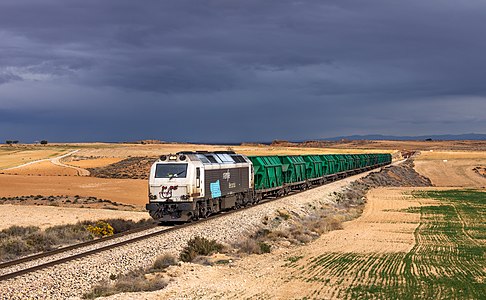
[204,167,250,199]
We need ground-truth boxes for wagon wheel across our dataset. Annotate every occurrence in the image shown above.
[198,203,209,219]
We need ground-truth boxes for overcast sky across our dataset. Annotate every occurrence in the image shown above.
[1,0,485,143]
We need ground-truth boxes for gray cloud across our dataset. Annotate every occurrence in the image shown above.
[0,0,485,142]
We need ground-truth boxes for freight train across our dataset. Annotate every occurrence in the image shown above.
[146,151,392,222]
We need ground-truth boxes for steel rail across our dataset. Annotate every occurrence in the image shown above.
[0,223,158,271]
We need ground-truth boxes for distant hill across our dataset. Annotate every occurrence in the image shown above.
[322,133,486,141]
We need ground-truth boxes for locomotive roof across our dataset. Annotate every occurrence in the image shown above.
[175,151,248,164]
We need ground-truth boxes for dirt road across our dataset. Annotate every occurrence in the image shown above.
[2,150,91,176]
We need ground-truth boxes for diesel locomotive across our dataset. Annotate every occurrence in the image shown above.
[146,151,392,222]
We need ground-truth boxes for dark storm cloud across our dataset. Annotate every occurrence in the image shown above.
[0,0,485,142]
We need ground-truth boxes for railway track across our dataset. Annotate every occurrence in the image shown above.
[0,163,391,283]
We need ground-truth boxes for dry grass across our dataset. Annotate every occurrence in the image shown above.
[179,236,225,262]
[235,239,272,255]
[416,150,486,160]
[83,270,168,299]
[151,253,179,272]
[0,218,154,262]
[83,252,178,299]
[2,160,79,176]
[65,157,123,168]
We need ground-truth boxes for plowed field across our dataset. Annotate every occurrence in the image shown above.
[415,151,486,187]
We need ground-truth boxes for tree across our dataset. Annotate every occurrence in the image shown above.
[40,140,48,145]
[5,140,12,145]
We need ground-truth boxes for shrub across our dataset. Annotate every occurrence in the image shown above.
[45,223,92,244]
[151,253,178,271]
[101,218,153,234]
[179,236,224,262]
[277,210,291,220]
[235,238,271,254]
[1,225,40,238]
[1,237,31,257]
[86,221,114,237]
[83,270,168,299]
[236,238,261,254]
[258,242,271,254]
[25,232,57,252]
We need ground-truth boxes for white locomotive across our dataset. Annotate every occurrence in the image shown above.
[146,151,254,222]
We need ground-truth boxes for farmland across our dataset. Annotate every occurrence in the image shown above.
[294,189,485,299]
[0,142,485,299]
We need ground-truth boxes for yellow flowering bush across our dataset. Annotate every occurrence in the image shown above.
[86,221,114,237]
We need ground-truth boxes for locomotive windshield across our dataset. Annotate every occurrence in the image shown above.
[155,163,188,178]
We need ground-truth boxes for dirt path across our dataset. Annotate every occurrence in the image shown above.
[110,187,433,300]
[50,151,90,176]
[2,150,91,176]
[3,150,78,170]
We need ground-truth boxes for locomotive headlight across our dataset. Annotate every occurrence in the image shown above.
[160,155,167,161]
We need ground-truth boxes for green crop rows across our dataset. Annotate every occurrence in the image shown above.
[290,190,485,299]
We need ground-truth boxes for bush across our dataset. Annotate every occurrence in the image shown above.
[151,253,178,271]
[258,242,271,253]
[277,210,291,220]
[236,238,261,254]
[45,223,93,244]
[0,237,31,258]
[179,236,224,262]
[25,232,57,252]
[0,225,40,238]
[86,221,114,237]
[83,270,168,299]
[0,220,153,263]
[235,238,271,254]
[101,218,153,234]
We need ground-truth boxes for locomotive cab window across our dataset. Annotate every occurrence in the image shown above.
[155,163,188,178]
